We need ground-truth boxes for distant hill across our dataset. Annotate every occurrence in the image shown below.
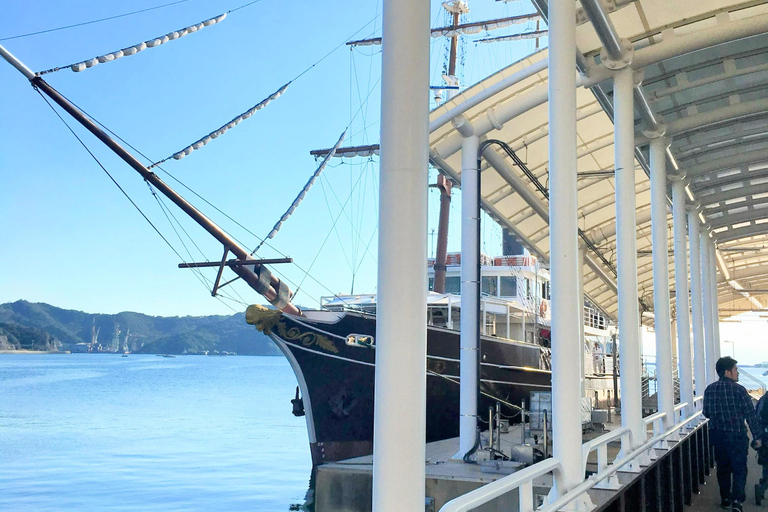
[0,300,281,356]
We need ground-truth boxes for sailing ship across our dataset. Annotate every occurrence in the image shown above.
[245,250,555,465]
[0,0,614,469]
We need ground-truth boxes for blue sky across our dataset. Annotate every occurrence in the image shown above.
[0,0,544,317]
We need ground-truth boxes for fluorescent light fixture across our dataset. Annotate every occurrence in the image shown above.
[666,147,679,171]
[685,184,694,202]
[699,212,706,224]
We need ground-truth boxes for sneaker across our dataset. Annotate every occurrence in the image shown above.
[732,501,743,512]
[721,498,732,509]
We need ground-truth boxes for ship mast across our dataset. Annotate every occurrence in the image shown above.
[430,1,466,293]
[0,45,301,316]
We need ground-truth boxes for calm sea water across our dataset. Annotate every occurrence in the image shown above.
[0,354,312,511]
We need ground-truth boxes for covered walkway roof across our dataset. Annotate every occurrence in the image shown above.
[428,0,768,322]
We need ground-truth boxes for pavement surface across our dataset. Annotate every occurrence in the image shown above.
[690,447,767,511]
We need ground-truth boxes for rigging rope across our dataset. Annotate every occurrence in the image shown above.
[34,88,243,313]
[0,0,195,42]
[37,13,227,75]
[251,129,347,255]
[77,106,351,314]
[150,81,290,167]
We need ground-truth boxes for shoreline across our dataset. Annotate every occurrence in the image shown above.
[0,349,68,354]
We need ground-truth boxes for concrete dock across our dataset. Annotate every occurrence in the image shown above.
[316,421,627,511]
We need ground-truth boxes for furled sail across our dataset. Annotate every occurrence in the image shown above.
[347,13,540,47]
[477,30,548,44]
[38,13,227,75]
[150,82,291,167]
[251,129,347,255]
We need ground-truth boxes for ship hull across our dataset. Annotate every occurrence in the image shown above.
[257,309,551,467]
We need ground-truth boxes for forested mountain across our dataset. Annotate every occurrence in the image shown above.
[0,300,280,355]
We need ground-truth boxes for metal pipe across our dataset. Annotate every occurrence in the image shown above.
[489,406,495,456]
[457,134,480,459]
[543,409,549,459]
[372,0,429,508]
[709,243,722,360]
[521,400,526,445]
[649,138,675,430]
[579,0,623,60]
[578,246,586,397]
[496,401,502,453]
[672,180,694,417]
[688,210,706,401]
[701,231,716,385]
[432,175,452,293]
[548,0,583,496]
[614,65,645,450]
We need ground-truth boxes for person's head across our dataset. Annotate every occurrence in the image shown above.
[716,356,739,381]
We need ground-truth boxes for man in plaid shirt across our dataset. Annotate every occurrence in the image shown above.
[703,356,762,511]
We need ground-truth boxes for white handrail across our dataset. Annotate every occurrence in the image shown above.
[439,410,705,512]
[581,426,633,474]
[643,411,667,438]
[439,458,564,512]
[539,411,704,512]
[674,402,690,424]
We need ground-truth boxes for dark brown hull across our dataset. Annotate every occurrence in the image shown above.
[266,311,552,466]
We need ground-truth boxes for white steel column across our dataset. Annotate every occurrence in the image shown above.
[672,180,694,416]
[649,138,675,429]
[578,245,586,396]
[701,230,716,384]
[548,0,583,496]
[688,210,706,402]
[373,0,429,508]
[458,134,479,458]
[614,66,645,452]
[709,243,722,360]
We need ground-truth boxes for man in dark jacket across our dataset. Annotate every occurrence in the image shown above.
[703,356,762,512]
[754,392,768,504]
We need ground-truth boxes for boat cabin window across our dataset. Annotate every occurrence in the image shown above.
[499,276,516,297]
[481,276,498,296]
[444,276,461,294]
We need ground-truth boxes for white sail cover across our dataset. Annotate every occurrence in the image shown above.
[252,129,347,254]
[68,13,227,73]
[478,30,548,44]
[348,14,541,46]
[430,15,540,38]
[155,82,291,165]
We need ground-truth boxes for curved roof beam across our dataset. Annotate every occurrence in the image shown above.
[710,204,768,229]
[645,54,768,101]
[692,167,768,195]
[583,12,768,87]
[715,222,768,243]
[635,98,768,147]
[686,147,768,179]
[699,182,768,207]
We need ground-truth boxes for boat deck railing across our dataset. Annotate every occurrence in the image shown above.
[439,404,703,512]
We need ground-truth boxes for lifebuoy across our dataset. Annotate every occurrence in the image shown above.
[539,301,548,316]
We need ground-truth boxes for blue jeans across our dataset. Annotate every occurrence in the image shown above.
[710,429,749,503]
